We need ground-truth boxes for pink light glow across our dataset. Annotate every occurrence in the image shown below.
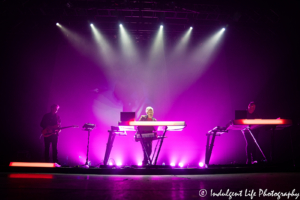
[178,162,184,167]
[108,162,113,166]
[138,162,142,166]
[199,162,204,167]
[119,121,186,131]
[126,121,186,126]
[9,174,53,179]
[116,162,122,166]
[170,162,176,167]
[48,27,247,167]
[9,162,55,168]
[238,119,292,125]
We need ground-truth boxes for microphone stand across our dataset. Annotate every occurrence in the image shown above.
[84,128,92,167]
[80,123,95,168]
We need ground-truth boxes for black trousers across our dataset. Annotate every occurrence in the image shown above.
[244,130,259,163]
[44,134,58,162]
[141,139,152,165]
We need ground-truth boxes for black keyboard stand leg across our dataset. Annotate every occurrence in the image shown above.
[154,126,167,165]
[103,130,116,166]
[139,132,152,165]
[246,127,268,162]
[151,137,160,163]
[205,134,211,166]
[205,132,217,167]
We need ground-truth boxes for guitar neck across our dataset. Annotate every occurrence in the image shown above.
[55,126,75,130]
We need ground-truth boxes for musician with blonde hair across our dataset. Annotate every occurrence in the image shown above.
[137,106,157,166]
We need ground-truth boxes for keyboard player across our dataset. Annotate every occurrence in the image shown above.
[137,106,157,166]
[244,101,260,164]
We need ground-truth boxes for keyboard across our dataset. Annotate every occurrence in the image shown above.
[118,121,186,131]
[226,119,292,131]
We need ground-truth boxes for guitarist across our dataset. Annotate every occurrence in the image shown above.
[40,104,61,163]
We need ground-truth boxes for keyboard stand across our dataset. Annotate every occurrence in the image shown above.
[151,136,162,162]
[103,129,117,166]
[205,126,227,167]
[139,131,153,165]
[153,126,168,165]
[205,131,217,167]
[103,126,128,166]
[242,127,268,162]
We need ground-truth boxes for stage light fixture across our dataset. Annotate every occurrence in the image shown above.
[108,161,113,166]
[119,24,123,27]
[179,162,184,168]
[138,162,142,166]
[170,162,175,167]
[90,23,94,27]
[190,27,193,30]
[116,161,122,166]
[199,162,204,167]
[160,25,163,28]
[56,23,59,26]
[222,28,225,31]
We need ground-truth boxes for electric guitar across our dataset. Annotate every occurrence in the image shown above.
[42,125,79,137]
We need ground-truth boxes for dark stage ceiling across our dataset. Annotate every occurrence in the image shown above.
[1,0,299,40]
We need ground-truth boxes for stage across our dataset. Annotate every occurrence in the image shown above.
[2,163,300,176]
[1,0,300,199]
[1,164,300,200]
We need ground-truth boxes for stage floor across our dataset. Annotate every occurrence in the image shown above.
[1,169,300,200]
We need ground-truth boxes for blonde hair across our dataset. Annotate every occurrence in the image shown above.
[145,106,154,114]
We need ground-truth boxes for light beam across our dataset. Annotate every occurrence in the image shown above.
[183,28,226,85]
[57,24,93,57]
[119,24,139,61]
[91,24,116,68]
[169,27,193,59]
[148,25,164,63]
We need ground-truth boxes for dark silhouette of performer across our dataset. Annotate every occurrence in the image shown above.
[244,101,260,164]
[40,104,61,163]
[137,106,157,166]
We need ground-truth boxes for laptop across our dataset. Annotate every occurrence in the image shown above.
[235,110,247,120]
[120,112,136,121]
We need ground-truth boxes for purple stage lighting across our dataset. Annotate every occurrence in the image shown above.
[179,162,184,168]
[116,161,122,166]
[50,14,230,167]
[138,162,142,166]
[199,162,204,167]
